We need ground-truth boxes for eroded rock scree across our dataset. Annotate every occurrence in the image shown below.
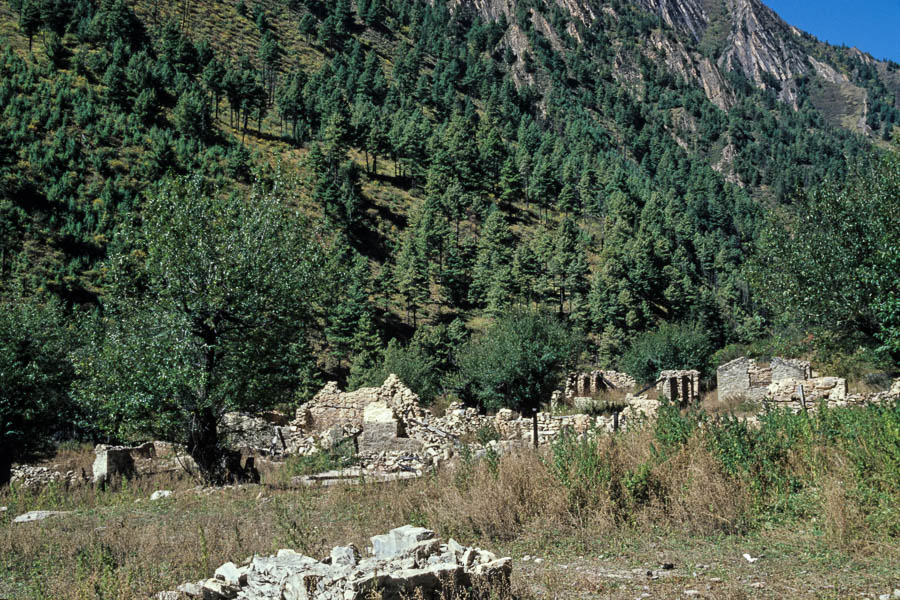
[167,525,511,600]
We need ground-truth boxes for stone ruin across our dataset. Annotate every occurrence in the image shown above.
[715,356,900,412]
[75,370,897,490]
[716,356,812,402]
[656,370,701,404]
[278,376,663,481]
[162,525,511,600]
[562,369,636,403]
[91,441,199,486]
[766,376,847,407]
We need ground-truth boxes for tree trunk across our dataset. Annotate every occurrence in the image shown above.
[186,406,224,484]
[0,438,12,487]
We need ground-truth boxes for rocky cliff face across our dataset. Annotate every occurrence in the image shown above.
[450,0,881,128]
[716,0,810,106]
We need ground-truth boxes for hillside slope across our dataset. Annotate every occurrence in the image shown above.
[0,0,896,378]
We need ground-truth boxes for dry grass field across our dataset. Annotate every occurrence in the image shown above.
[3,407,899,599]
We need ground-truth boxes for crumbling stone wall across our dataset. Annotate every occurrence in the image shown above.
[563,369,636,402]
[717,356,812,401]
[770,357,812,382]
[298,374,425,431]
[766,377,847,408]
[656,370,700,404]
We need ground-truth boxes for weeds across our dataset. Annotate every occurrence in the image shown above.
[1,403,898,598]
[281,438,357,480]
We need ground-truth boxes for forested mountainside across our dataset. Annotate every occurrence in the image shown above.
[1,0,898,391]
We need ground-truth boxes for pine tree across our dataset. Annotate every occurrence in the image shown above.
[498,155,524,208]
[325,248,374,368]
[19,0,42,52]
[470,207,513,310]
[395,228,429,326]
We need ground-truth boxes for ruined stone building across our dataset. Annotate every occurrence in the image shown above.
[656,370,701,404]
[716,357,811,401]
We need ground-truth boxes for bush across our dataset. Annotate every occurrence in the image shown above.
[451,308,582,413]
[620,321,714,383]
[0,298,82,484]
[349,339,443,404]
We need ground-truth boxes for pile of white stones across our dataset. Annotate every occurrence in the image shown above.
[10,465,86,490]
[164,525,511,600]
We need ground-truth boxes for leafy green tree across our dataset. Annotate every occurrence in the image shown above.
[75,176,325,483]
[750,153,900,357]
[349,339,441,404]
[1,298,78,486]
[452,308,580,418]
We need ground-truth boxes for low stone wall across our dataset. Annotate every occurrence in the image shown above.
[763,377,900,412]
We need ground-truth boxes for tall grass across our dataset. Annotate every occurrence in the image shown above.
[400,401,900,548]
[1,402,897,597]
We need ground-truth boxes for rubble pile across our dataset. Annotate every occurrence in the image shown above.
[10,465,86,490]
[164,525,511,600]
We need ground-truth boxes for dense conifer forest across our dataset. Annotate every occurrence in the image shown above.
[1,0,898,470]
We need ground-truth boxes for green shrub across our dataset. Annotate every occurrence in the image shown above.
[348,338,443,404]
[546,428,611,514]
[620,322,714,384]
[283,438,357,478]
[451,308,582,413]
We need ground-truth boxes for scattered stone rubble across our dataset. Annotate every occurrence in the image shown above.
[164,525,511,600]
[10,465,86,490]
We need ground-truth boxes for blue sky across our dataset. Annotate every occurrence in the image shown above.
[763,1,900,63]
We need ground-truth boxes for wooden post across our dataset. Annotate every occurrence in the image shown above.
[613,411,619,432]
[799,384,806,411]
[532,407,538,449]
